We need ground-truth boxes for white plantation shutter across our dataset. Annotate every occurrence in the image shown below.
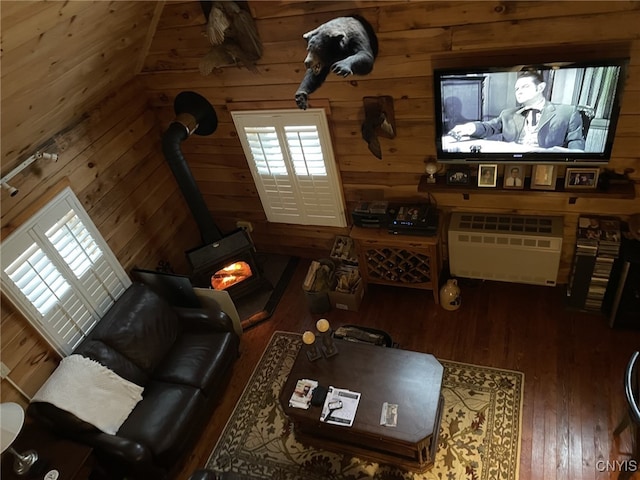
[232,109,346,227]
[6,243,71,316]
[1,187,131,355]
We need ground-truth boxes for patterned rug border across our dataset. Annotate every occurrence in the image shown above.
[437,358,524,480]
[205,331,299,468]
[207,330,524,480]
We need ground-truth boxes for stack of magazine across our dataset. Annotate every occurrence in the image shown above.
[568,215,621,311]
[586,217,621,311]
[288,379,318,409]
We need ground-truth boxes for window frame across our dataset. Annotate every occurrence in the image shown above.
[231,108,347,228]
[1,186,131,356]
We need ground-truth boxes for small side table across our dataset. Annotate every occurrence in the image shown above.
[1,422,94,480]
[350,224,443,304]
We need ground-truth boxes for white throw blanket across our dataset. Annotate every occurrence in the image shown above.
[32,354,144,435]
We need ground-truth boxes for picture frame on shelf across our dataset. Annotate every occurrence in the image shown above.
[477,164,498,187]
[503,164,525,190]
[446,166,471,185]
[565,167,599,190]
[530,164,557,191]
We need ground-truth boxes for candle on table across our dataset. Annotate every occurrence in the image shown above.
[303,330,322,361]
[316,319,338,357]
[316,319,330,333]
[303,331,316,345]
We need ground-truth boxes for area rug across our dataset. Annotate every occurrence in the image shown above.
[206,331,524,480]
[236,254,298,331]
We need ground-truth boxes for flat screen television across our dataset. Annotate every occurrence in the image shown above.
[434,58,628,164]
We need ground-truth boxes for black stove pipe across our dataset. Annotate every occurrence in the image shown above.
[161,91,223,244]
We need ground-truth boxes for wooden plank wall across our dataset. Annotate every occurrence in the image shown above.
[0,79,199,406]
[141,0,640,275]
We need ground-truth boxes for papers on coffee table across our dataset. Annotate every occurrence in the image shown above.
[320,386,361,427]
[380,402,398,427]
[289,379,318,409]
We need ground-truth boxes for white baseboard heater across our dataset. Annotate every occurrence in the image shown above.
[448,212,563,286]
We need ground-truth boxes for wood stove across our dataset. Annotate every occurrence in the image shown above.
[161,91,269,301]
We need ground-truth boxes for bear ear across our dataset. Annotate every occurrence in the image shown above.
[302,28,318,40]
[333,33,347,49]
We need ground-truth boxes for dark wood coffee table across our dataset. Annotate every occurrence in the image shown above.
[279,338,444,472]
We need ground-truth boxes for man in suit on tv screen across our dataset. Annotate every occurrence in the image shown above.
[449,70,585,151]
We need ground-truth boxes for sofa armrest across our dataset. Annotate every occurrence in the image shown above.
[28,402,153,466]
[83,431,152,465]
[174,305,236,334]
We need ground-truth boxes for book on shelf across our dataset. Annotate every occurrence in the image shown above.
[576,244,598,256]
[569,214,622,311]
[577,215,622,258]
[593,264,614,274]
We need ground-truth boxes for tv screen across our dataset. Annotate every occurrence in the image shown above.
[434,59,628,164]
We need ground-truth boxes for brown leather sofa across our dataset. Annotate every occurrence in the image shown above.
[28,283,240,480]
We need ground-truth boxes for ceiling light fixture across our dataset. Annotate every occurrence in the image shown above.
[0,150,59,198]
[1,182,19,197]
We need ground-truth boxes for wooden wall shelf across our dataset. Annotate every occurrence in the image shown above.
[418,175,636,200]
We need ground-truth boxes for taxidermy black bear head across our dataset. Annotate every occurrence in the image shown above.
[303,29,356,75]
[295,16,378,110]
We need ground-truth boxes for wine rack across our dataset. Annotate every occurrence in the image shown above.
[350,225,442,304]
[365,247,432,284]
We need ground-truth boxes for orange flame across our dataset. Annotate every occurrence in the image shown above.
[211,261,253,290]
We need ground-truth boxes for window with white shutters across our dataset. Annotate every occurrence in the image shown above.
[1,187,131,356]
[231,109,347,227]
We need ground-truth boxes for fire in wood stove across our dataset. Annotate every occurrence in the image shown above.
[212,261,253,291]
[187,229,268,301]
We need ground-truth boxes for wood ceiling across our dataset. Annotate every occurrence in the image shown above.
[0,1,160,171]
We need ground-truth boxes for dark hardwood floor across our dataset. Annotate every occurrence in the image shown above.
[175,258,640,480]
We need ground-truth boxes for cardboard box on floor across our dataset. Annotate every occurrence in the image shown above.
[302,259,335,314]
[328,265,364,311]
[329,280,364,311]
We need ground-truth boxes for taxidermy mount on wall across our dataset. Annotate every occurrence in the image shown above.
[295,15,378,110]
[199,1,262,75]
[362,96,396,159]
